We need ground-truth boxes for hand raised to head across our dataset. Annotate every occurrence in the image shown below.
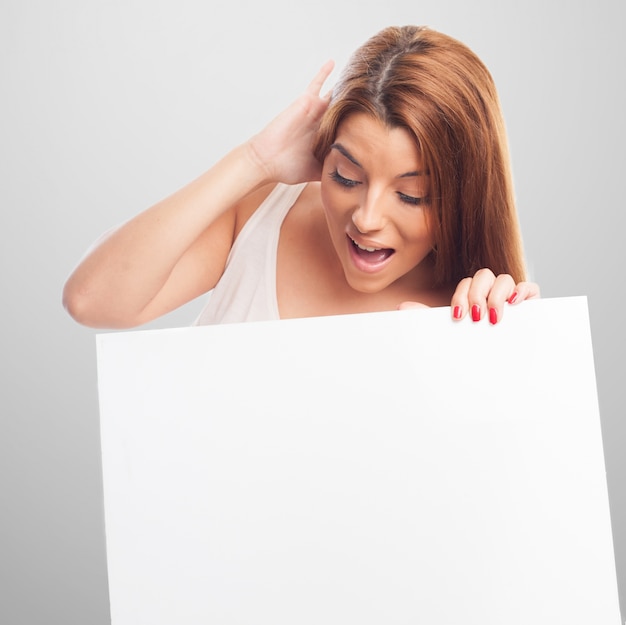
[246,60,335,185]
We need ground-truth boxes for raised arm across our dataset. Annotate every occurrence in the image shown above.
[62,61,334,329]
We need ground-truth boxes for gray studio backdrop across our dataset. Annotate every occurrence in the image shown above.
[1,1,624,623]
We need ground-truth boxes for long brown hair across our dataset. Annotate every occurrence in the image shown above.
[313,25,527,285]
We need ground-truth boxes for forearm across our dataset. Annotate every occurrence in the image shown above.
[63,62,334,329]
[62,142,269,327]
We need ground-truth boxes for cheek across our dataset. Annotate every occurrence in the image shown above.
[400,212,437,259]
[418,209,436,245]
[320,180,349,224]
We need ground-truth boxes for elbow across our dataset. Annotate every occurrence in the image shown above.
[62,280,98,327]
[62,278,146,329]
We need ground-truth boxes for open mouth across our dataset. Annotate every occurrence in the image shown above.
[348,235,394,265]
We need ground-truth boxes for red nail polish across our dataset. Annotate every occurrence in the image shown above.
[453,305,462,319]
[471,304,481,322]
[508,292,518,304]
[489,307,498,325]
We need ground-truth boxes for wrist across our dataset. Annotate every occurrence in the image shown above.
[241,137,276,186]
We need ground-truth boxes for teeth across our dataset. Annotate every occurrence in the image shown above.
[353,239,381,252]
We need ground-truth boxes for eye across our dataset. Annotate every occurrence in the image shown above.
[329,169,361,188]
[397,192,426,206]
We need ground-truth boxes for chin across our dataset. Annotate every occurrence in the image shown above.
[344,272,390,295]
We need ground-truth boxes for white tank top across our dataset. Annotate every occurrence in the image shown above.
[194,182,307,325]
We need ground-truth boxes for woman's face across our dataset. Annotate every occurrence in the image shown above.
[320,113,435,294]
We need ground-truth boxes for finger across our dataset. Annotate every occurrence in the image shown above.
[467,268,499,322]
[306,59,335,96]
[450,277,473,321]
[485,274,516,324]
[508,281,541,304]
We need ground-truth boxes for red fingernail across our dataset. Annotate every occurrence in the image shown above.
[453,305,462,320]
[471,304,481,322]
[508,292,518,304]
[489,307,498,325]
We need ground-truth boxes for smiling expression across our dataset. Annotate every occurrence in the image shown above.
[320,113,436,295]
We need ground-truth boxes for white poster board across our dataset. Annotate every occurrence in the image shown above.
[96,296,621,624]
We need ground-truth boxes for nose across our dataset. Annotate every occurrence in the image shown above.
[351,191,387,233]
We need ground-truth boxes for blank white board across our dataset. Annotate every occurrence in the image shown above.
[96,296,621,624]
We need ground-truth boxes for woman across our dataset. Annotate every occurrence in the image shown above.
[63,25,539,329]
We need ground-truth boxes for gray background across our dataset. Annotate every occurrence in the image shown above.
[1,0,624,623]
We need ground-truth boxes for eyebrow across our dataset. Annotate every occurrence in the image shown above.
[329,142,426,178]
[330,143,362,167]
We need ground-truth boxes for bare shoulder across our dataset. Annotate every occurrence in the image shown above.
[281,181,324,234]
[233,181,324,244]
[233,183,279,238]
